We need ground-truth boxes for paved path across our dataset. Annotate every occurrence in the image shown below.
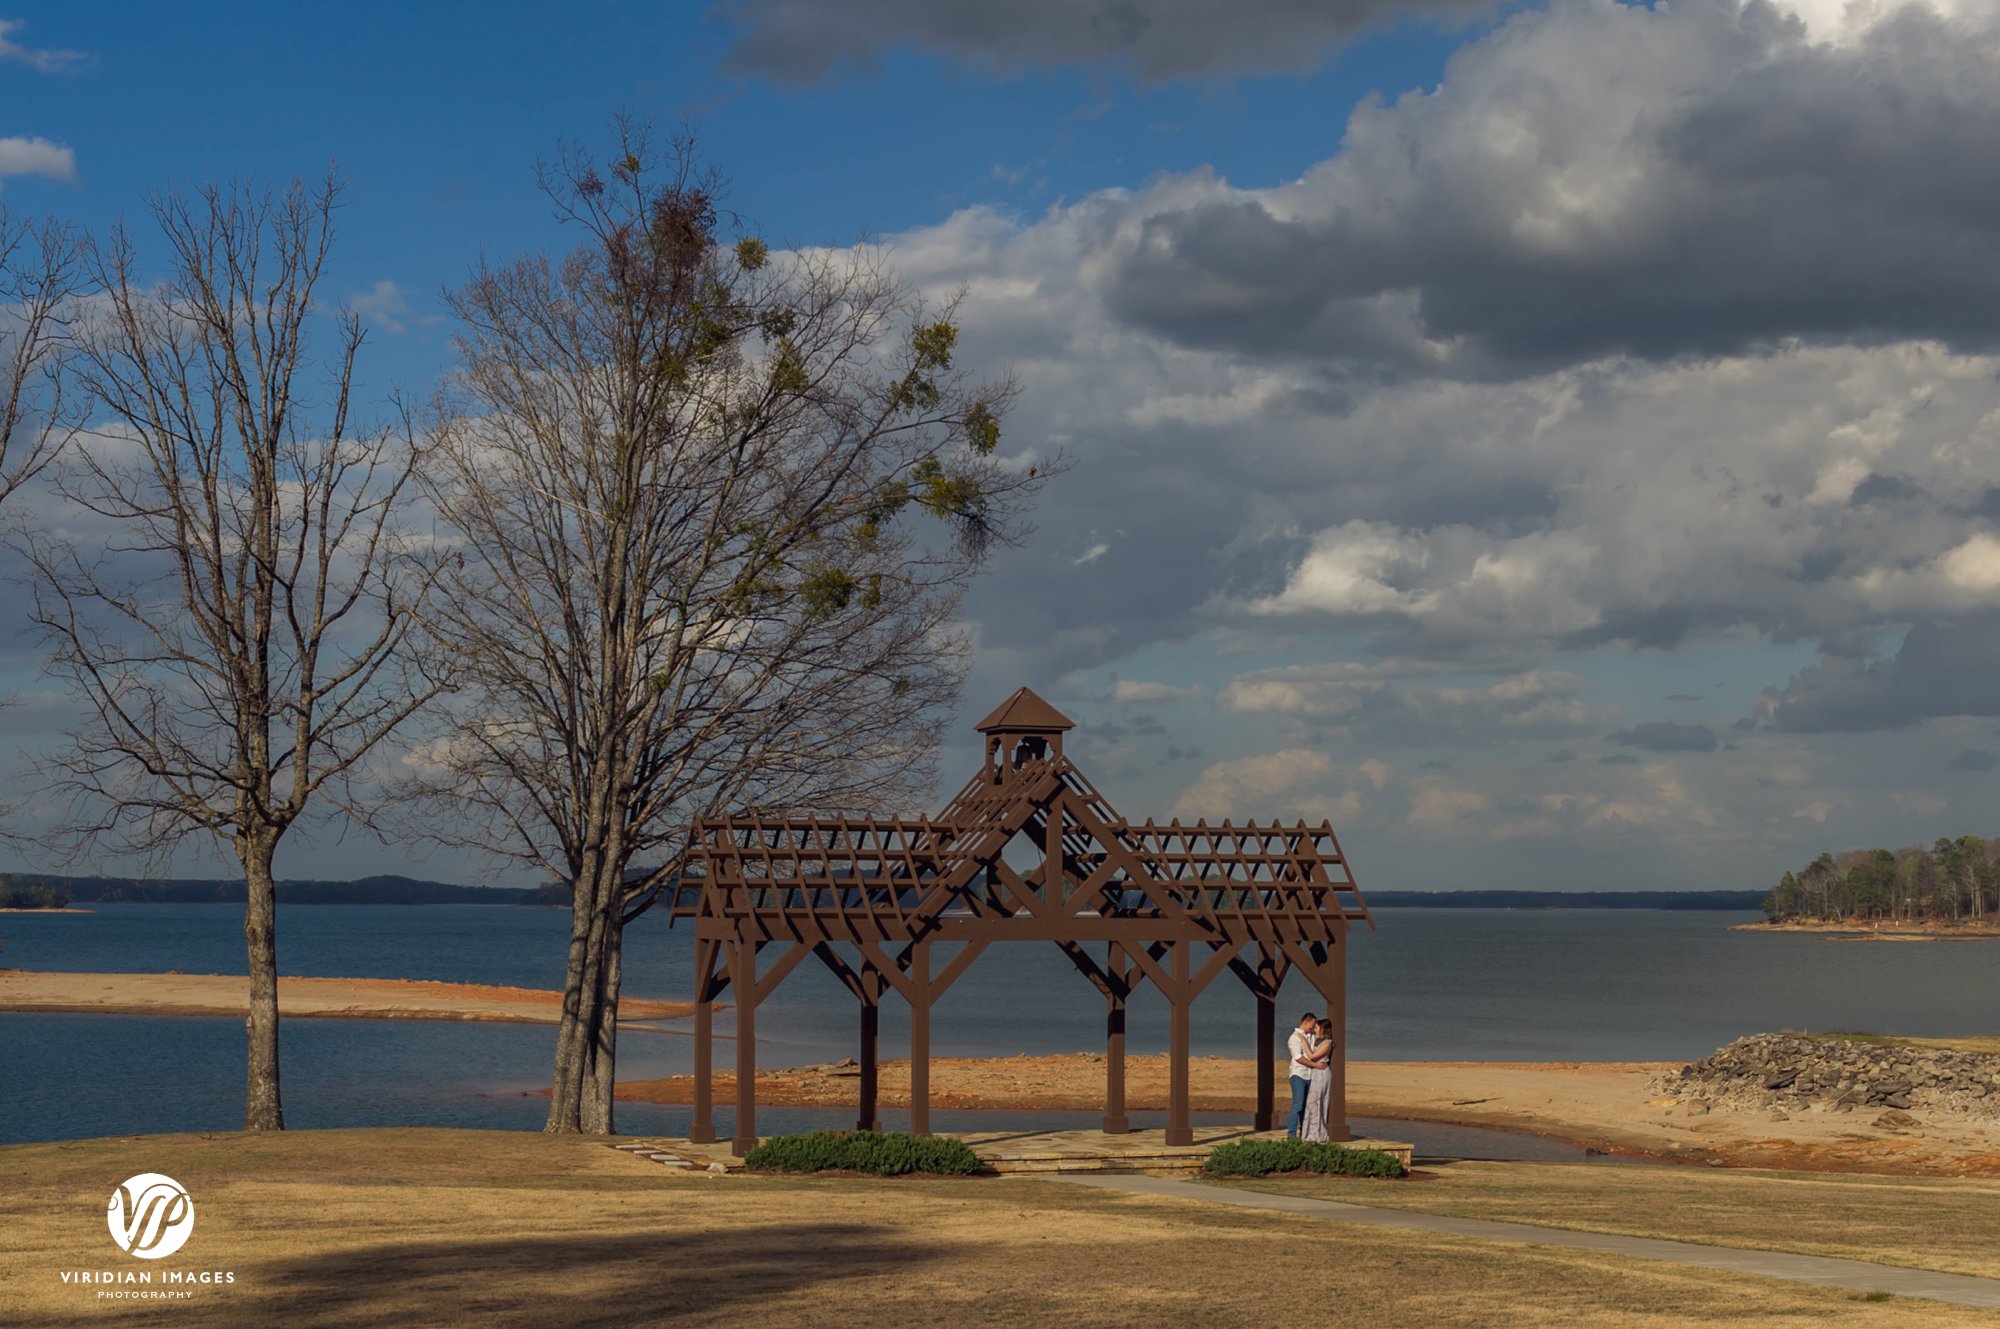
[1044,1173,2000,1311]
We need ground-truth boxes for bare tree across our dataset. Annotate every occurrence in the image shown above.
[410,123,1046,1133]
[25,176,444,1130]
[0,207,78,508]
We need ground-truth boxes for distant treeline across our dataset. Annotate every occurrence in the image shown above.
[0,874,1771,911]
[0,873,555,906]
[1764,837,1999,923]
[1368,889,1764,910]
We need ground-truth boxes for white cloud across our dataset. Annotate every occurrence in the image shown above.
[0,19,89,74]
[347,279,413,335]
[1408,783,1486,826]
[1221,663,1610,745]
[0,136,76,186]
[1173,747,1342,821]
[1109,679,1202,704]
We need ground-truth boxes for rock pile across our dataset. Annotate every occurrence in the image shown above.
[1654,1033,2000,1121]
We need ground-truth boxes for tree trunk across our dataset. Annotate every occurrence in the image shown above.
[241,834,284,1131]
[545,862,609,1133]
[582,917,624,1135]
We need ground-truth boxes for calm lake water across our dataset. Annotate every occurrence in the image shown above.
[6,903,1998,1152]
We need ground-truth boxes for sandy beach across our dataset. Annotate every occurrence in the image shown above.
[617,1052,2000,1176]
[0,968,695,1026]
[1731,919,2000,940]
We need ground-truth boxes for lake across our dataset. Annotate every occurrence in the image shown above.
[6,903,1998,1152]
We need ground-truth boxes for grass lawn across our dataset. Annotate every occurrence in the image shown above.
[1215,1157,2000,1279]
[1798,1029,2000,1055]
[1,1128,1989,1327]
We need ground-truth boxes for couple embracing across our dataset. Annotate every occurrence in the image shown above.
[1286,1011,1338,1142]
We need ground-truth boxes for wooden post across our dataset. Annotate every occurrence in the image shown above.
[858,980,881,1132]
[731,939,758,1157]
[1325,937,1349,1142]
[1254,975,1275,1133]
[690,976,715,1144]
[909,937,931,1136]
[1166,940,1192,1147]
[1104,945,1129,1134]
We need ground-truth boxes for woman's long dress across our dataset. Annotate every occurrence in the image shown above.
[1301,1060,1332,1142]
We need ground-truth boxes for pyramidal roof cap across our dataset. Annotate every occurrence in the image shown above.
[974,686,1075,733]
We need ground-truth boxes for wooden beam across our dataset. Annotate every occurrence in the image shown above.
[1166,940,1193,1146]
[909,937,932,1136]
[689,937,717,1144]
[858,994,880,1132]
[1255,973,1275,1133]
[730,939,758,1157]
[1105,944,1129,1134]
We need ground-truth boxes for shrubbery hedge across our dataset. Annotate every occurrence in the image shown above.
[1203,1139,1406,1178]
[742,1130,983,1176]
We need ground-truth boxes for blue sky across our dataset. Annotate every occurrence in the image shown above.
[8,0,2000,891]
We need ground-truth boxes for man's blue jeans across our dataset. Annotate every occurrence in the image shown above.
[1287,1074,1310,1137]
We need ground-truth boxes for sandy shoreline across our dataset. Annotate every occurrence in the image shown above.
[1731,919,2000,941]
[0,969,696,1026]
[618,1052,2000,1176]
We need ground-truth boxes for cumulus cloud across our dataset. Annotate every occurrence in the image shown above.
[347,279,413,335]
[1753,614,2000,732]
[1221,662,1609,745]
[882,0,2000,878]
[1085,0,2000,375]
[1229,345,2000,661]
[1608,721,1720,753]
[714,0,1499,84]
[1108,679,1202,704]
[0,136,75,186]
[1172,746,1336,820]
[0,19,89,74]
[1170,747,1389,822]
[890,6,2000,680]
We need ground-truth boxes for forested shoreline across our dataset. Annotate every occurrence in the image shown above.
[0,873,550,907]
[1762,837,1998,923]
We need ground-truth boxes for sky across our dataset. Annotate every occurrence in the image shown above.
[5,0,2000,892]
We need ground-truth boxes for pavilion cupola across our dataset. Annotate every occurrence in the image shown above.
[974,685,1075,780]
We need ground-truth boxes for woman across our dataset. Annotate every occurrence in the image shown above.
[1299,1018,1335,1142]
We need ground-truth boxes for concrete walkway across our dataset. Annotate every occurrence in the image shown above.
[1045,1172,2000,1312]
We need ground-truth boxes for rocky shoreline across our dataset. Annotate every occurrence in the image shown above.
[1655,1033,2000,1123]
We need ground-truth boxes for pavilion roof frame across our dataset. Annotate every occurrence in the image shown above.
[669,688,1371,1155]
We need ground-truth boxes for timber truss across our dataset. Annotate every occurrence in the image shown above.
[671,687,1372,1154]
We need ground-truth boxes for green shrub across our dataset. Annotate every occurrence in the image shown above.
[743,1130,982,1176]
[1203,1138,1406,1179]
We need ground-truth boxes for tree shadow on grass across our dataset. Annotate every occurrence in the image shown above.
[23,1224,945,1328]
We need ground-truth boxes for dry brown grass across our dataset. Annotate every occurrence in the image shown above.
[1221,1158,2000,1279]
[0,1129,1986,1327]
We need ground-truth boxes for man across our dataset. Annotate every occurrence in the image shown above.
[1286,1012,1319,1138]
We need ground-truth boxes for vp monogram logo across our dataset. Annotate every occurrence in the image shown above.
[107,1173,195,1259]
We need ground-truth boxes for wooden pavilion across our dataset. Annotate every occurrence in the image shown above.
[671,687,1372,1155]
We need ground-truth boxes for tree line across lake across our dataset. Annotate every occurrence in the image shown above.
[0,874,1765,912]
[0,873,557,907]
[1763,836,1999,923]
